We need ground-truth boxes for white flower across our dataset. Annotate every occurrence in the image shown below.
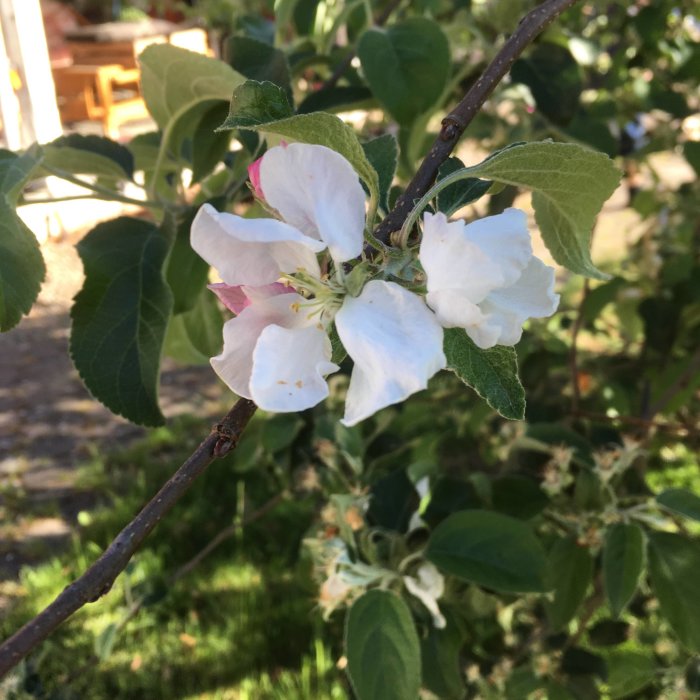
[403,562,446,629]
[419,209,560,349]
[191,143,446,425]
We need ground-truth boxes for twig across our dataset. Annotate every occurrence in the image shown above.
[571,409,699,437]
[0,399,257,677]
[646,346,700,419]
[570,279,590,415]
[41,165,164,210]
[373,0,581,244]
[563,578,604,651]
[113,490,288,635]
[170,490,288,582]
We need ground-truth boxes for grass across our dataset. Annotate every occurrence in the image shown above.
[0,415,349,699]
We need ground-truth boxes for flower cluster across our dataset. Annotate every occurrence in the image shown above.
[190,143,559,425]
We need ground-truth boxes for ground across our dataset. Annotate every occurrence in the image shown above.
[0,227,227,589]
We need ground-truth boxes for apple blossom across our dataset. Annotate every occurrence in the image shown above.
[419,209,560,349]
[190,143,446,425]
[190,141,559,425]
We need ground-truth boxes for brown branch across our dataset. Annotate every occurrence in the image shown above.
[646,345,700,419]
[373,0,581,244]
[570,409,698,437]
[170,490,288,582]
[570,279,590,415]
[0,399,257,678]
[113,490,288,637]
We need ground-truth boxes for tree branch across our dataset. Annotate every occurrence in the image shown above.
[373,0,581,244]
[0,399,257,677]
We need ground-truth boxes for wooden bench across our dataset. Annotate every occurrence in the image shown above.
[52,25,208,137]
[52,63,148,138]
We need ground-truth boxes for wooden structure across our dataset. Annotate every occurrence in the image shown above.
[53,25,209,137]
[51,63,146,139]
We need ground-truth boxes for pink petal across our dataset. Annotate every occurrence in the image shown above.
[247,156,264,200]
[208,282,294,314]
[247,143,288,200]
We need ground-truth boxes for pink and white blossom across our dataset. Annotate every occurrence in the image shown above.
[191,143,446,425]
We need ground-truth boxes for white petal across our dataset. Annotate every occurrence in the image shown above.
[191,203,321,286]
[210,292,310,398]
[425,289,487,329]
[420,209,532,304]
[462,208,532,287]
[259,143,366,263]
[477,256,560,346]
[403,563,446,629]
[421,212,505,302]
[335,280,446,427]
[250,324,339,411]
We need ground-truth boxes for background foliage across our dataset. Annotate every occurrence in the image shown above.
[1,0,700,697]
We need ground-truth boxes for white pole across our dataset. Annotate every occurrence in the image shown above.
[0,0,62,146]
[0,17,21,150]
[10,0,62,144]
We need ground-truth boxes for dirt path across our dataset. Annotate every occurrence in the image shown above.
[0,232,226,584]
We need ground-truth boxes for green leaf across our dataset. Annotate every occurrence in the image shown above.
[436,157,491,217]
[425,509,548,593]
[367,469,418,533]
[505,668,540,698]
[94,622,118,662]
[492,474,549,519]
[511,42,582,126]
[0,149,45,331]
[603,523,645,618]
[686,658,700,692]
[357,18,450,125]
[658,488,700,522]
[362,134,398,212]
[423,477,482,528]
[524,423,596,468]
[139,44,243,131]
[225,35,292,98]
[260,413,304,453]
[443,328,525,420]
[464,142,621,279]
[588,620,630,647]
[218,80,293,128]
[165,206,216,314]
[648,532,700,651]
[43,134,134,179]
[684,142,700,177]
[70,217,173,426]
[190,103,233,184]
[345,590,421,700]
[138,45,243,177]
[298,86,372,115]
[220,109,379,201]
[606,651,655,699]
[420,618,464,700]
[545,536,593,630]
[163,289,222,365]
